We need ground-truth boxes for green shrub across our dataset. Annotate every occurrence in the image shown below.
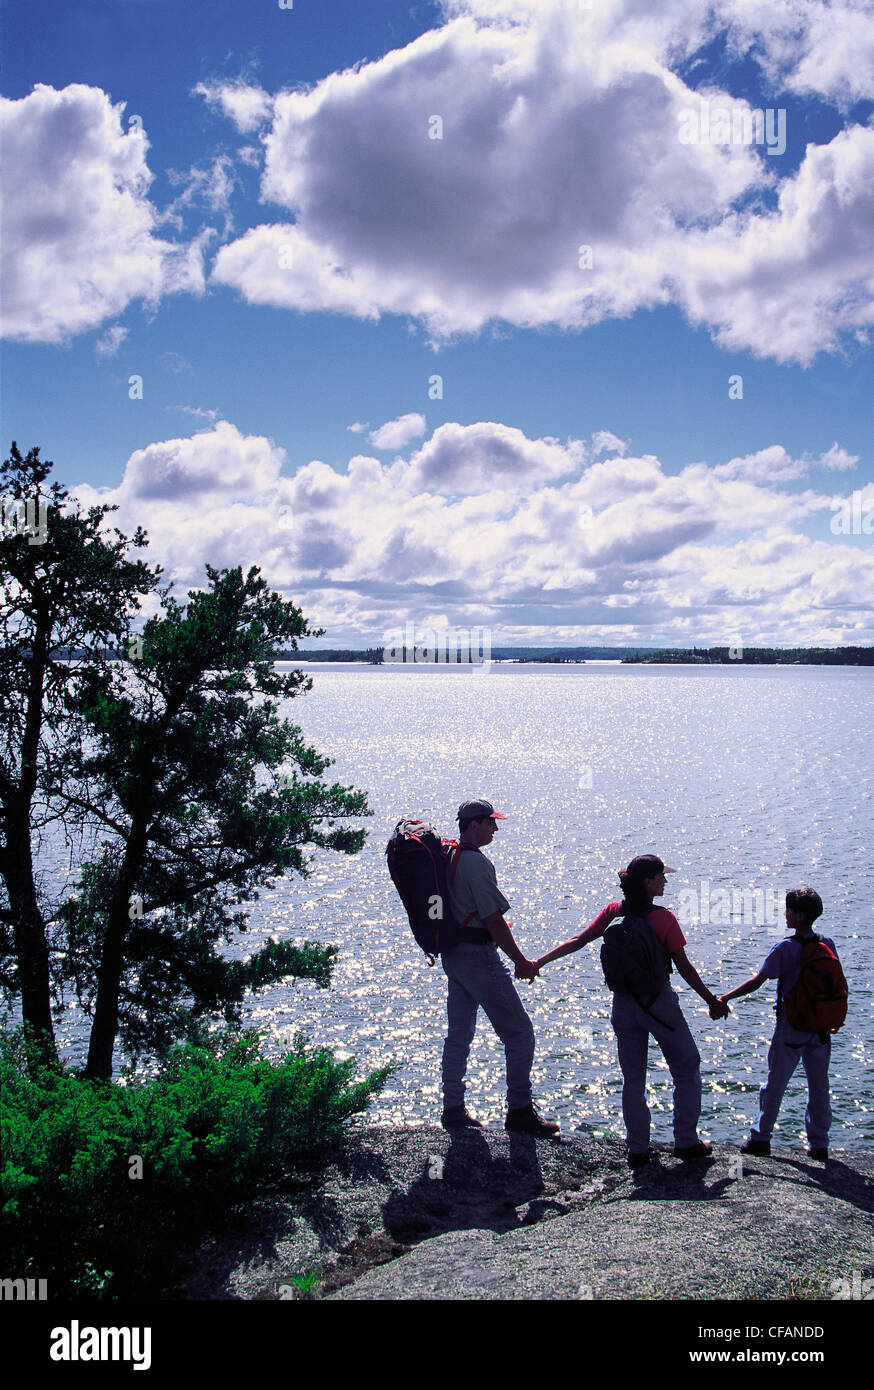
[1,1022,393,1297]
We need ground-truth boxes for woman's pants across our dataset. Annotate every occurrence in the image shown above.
[611,985,702,1152]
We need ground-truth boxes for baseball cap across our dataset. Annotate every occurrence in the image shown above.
[624,854,676,879]
[456,798,507,822]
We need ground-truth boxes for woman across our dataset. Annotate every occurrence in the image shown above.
[532,854,728,1167]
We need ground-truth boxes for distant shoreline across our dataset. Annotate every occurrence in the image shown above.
[281,645,874,667]
[59,645,874,667]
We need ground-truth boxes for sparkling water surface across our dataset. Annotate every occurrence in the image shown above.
[56,662,874,1146]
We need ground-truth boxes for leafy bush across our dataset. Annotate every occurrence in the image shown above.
[1,1022,393,1297]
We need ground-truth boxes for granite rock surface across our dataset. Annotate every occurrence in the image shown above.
[171,1126,874,1301]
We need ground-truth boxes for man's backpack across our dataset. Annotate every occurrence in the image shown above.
[385,819,479,963]
[600,910,672,1026]
[783,935,848,1033]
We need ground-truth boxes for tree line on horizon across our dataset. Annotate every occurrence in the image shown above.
[277,644,874,665]
[623,646,874,665]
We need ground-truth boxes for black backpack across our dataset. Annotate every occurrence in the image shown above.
[600,910,674,1027]
[385,819,479,963]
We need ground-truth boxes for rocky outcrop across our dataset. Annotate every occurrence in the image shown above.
[173,1126,874,1301]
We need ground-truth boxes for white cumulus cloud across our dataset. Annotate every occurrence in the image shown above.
[405,422,585,496]
[73,416,874,647]
[0,83,206,343]
[591,431,630,457]
[209,1,874,362]
[368,413,427,450]
[95,324,128,358]
[194,80,274,133]
[818,442,859,471]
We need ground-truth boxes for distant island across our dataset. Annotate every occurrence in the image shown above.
[280,645,655,662]
[277,645,874,666]
[623,645,874,665]
[276,645,650,662]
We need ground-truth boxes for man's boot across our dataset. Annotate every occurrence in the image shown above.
[505,1103,559,1136]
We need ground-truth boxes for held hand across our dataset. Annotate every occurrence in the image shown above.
[709,997,730,1020]
[515,958,540,981]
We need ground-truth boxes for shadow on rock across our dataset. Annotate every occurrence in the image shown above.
[168,1196,304,1299]
[382,1128,546,1243]
[622,1149,734,1201]
[743,1154,874,1215]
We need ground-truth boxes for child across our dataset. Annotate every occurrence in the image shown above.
[720,887,845,1161]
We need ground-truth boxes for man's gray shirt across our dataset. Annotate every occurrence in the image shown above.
[446,845,510,934]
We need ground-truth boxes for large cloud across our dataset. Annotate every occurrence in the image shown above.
[710,0,874,109]
[71,419,874,647]
[120,419,286,500]
[405,422,584,495]
[72,422,295,578]
[0,84,205,343]
[442,0,874,109]
[211,0,874,361]
[677,125,874,362]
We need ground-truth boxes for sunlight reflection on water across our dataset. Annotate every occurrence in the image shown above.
[218,664,874,1146]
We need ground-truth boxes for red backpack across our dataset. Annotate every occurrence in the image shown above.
[783,935,848,1033]
[385,819,480,963]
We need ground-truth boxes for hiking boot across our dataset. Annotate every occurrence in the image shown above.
[441,1106,483,1129]
[808,1147,828,1161]
[505,1104,560,1136]
[674,1140,713,1160]
[627,1150,652,1169]
[740,1139,771,1157]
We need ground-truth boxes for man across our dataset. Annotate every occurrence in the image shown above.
[440,798,559,1136]
[720,887,842,1161]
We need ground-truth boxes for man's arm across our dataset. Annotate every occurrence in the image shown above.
[483,912,538,977]
[720,971,767,1004]
[671,948,730,1018]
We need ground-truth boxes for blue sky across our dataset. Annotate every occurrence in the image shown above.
[2,0,873,647]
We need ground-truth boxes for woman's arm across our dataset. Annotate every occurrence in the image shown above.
[671,947,730,1017]
[535,903,621,969]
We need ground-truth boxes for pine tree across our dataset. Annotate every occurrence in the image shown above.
[1,445,370,1078]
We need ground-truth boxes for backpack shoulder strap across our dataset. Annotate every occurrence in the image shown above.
[450,841,480,884]
[449,842,481,929]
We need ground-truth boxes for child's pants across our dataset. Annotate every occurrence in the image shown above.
[751,1014,832,1149]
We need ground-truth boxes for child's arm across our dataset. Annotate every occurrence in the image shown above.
[720,971,767,1004]
[535,903,621,969]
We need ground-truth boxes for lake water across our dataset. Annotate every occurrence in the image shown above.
[231,662,872,1148]
[51,662,873,1147]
